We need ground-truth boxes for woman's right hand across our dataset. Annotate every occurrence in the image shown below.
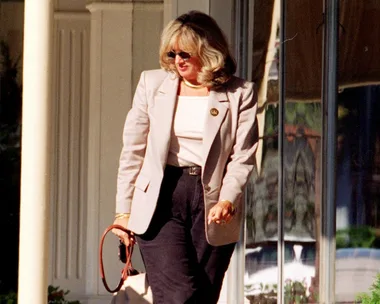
[111,215,135,247]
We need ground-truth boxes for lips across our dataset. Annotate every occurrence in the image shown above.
[177,65,188,72]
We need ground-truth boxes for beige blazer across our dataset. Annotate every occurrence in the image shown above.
[116,69,258,246]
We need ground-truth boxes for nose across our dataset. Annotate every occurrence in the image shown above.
[175,54,184,64]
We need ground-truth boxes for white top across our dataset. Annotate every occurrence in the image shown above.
[167,95,209,167]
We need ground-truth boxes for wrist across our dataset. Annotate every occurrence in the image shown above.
[219,200,236,214]
[115,213,131,219]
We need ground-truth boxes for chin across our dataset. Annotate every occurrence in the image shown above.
[177,68,196,79]
[180,72,197,81]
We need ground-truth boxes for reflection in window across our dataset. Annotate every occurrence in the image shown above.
[244,243,316,303]
[244,0,380,302]
[245,0,322,302]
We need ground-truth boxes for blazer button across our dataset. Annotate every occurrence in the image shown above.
[204,185,211,192]
[210,108,219,116]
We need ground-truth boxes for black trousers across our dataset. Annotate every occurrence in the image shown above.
[135,165,236,304]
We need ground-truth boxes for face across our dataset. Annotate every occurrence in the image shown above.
[168,46,202,82]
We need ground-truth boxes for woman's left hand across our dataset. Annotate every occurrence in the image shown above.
[207,200,236,225]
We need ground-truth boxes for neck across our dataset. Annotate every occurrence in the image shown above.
[182,78,204,89]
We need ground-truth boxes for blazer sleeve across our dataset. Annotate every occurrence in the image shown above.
[218,82,258,204]
[116,71,149,213]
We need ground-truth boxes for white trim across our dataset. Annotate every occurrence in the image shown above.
[49,15,59,285]
[86,2,133,13]
[86,8,103,295]
[54,11,90,20]
[134,2,163,11]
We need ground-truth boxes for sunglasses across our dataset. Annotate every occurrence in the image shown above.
[166,50,192,61]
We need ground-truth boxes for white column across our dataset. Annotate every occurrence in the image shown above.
[18,0,53,304]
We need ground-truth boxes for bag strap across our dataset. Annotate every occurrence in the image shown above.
[99,224,133,293]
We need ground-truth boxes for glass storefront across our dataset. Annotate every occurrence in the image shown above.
[335,1,380,302]
[243,0,380,303]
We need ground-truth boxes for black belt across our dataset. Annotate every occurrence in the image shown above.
[166,165,202,176]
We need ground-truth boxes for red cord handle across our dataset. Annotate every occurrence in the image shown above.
[99,224,134,293]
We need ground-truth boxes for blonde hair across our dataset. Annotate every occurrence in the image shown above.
[159,11,236,88]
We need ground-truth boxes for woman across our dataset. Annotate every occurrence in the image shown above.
[112,10,258,304]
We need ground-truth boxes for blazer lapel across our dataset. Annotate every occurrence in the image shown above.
[153,74,179,166]
[202,89,229,167]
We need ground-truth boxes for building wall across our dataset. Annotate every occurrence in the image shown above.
[1,1,235,302]
[78,1,235,302]
[51,1,164,302]
[0,2,24,77]
[56,0,88,11]
[49,9,91,296]
[87,2,164,301]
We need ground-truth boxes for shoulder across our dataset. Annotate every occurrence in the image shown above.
[141,69,169,79]
[223,76,257,103]
[140,69,174,88]
[226,76,256,93]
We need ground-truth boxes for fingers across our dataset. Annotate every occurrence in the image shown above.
[111,217,135,246]
[207,201,236,225]
[208,212,230,225]
[112,228,134,245]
